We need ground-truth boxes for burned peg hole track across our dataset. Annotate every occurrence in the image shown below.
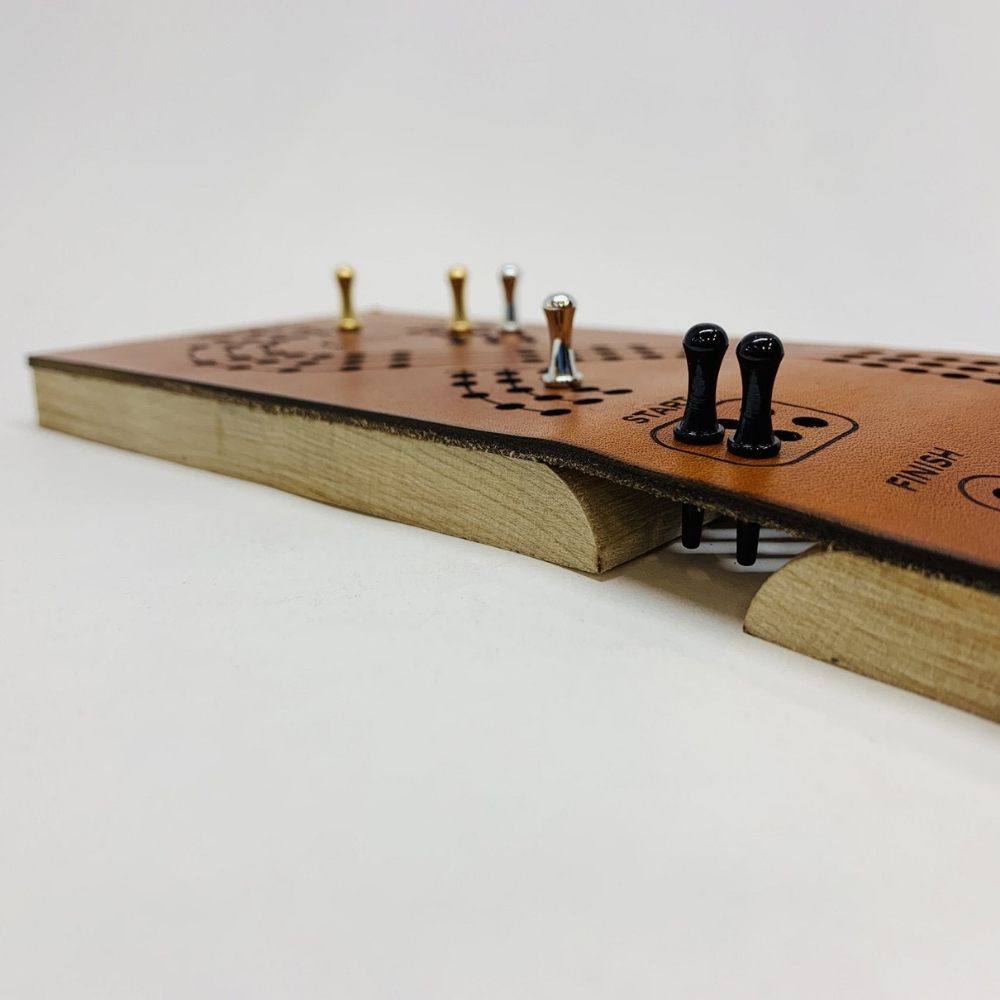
[405,323,668,365]
[187,326,413,374]
[450,369,633,417]
[823,350,1000,384]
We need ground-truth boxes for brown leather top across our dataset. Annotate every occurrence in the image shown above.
[31,312,1000,591]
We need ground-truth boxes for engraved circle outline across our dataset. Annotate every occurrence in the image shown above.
[957,475,1000,512]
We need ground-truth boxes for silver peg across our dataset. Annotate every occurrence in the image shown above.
[542,293,582,387]
[499,264,521,334]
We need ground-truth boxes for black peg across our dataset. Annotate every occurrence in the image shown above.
[727,332,784,459]
[736,521,760,566]
[681,503,704,549]
[674,323,729,445]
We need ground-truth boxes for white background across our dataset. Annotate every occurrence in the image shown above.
[3,1,1000,996]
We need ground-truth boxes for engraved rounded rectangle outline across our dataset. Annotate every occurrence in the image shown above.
[649,399,860,467]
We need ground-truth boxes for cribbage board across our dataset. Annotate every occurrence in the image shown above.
[30,307,1000,592]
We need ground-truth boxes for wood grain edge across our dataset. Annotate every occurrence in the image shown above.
[34,367,681,574]
[744,546,1000,722]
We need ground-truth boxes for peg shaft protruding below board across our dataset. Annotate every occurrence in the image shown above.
[541,293,583,387]
[681,503,705,548]
[448,267,472,338]
[499,264,521,334]
[736,521,761,566]
[335,266,361,332]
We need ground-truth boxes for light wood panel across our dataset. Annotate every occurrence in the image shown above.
[745,546,1000,721]
[34,368,682,574]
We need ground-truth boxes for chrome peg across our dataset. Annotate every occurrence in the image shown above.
[541,293,582,387]
[499,264,521,334]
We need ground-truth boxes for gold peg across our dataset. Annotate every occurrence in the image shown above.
[448,266,472,338]
[542,293,583,386]
[334,265,361,332]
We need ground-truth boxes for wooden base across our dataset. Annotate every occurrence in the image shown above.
[33,368,682,574]
[35,367,1000,722]
[745,547,1000,722]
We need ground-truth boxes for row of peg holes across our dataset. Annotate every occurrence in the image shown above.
[715,413,829,443]
[824,351,1000,382]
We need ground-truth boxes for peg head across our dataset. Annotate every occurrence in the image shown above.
[674,322,729,444]
[727,332,785,458]
[543,293,576,338]
[542,293,582,386]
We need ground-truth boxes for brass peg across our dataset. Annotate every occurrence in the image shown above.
[542,293,583,386]
[499,263,521,334]
[334,266,361,332]
[448,266,472,338]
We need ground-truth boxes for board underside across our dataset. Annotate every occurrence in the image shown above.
[30,312,1000,592]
